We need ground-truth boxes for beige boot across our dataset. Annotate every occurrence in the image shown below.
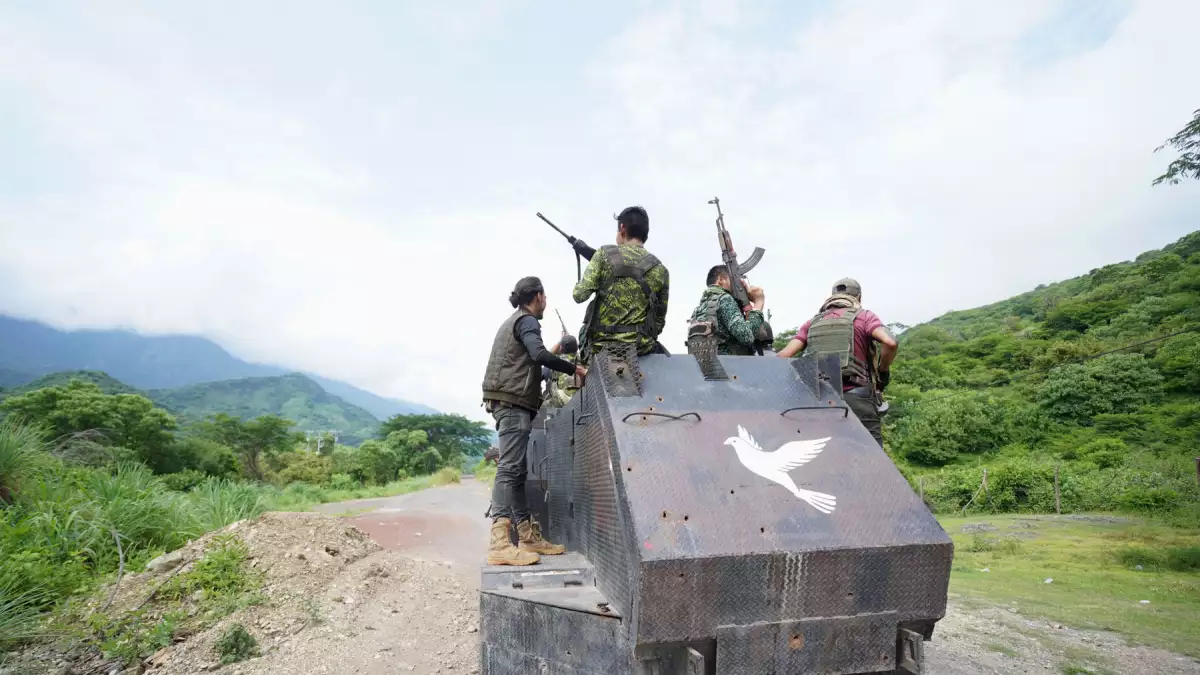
[517,518,565,555]
[487,518,539,566]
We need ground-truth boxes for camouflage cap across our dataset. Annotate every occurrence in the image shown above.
[832,277,861,297]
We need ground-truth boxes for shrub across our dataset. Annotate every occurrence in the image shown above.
[430,467,461,487]
[274,451,333,486]
[162,469,208,492]
[326,473,358,491]
[216,623,259,664]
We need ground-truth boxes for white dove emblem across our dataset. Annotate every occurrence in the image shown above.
[725,425,837,514]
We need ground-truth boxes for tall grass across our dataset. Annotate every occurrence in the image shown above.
[0,419,46,504]
[0,576,46,650]
[186,478,268,531]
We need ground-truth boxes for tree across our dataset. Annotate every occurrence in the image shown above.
[1153,107,1200,186]
[378,414,489,463]
[1038,354,1163,424]
[1154,333,1200,393]
[0,380,177,472]
[196,413,298,481]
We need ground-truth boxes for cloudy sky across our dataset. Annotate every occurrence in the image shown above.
[1,0,1196,422]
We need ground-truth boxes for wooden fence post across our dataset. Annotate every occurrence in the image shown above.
[1054,463,1061,515]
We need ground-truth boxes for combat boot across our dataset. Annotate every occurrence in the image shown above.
[517,518,565,555]
[487,518,539,566]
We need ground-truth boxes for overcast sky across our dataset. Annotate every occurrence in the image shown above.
[1,0,1197,422]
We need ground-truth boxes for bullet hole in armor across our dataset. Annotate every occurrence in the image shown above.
[626,466,633,472]
[732,374,738,380]
[656,396,664,402]
[789,634,805,650]
[730,490,735,495]
[662,511,668,518]
[683,515,689,521]
[760,527,766,534]
[847,592,854,598]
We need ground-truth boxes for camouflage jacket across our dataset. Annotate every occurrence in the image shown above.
[573,243,669,357]
[690,285,764,355]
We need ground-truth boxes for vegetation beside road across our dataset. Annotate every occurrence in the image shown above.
[942,514,1200,658]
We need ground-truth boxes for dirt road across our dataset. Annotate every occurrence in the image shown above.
[307,479,1198,675]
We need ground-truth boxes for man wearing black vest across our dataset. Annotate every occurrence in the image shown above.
[482,277,587,566]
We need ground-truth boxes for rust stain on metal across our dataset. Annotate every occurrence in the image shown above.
[789,633,805,650]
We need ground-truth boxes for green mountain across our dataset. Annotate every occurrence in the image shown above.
[149,373,381,445]
[0,315,436,418]
[1,370,141,398]
[864,229,1200,522]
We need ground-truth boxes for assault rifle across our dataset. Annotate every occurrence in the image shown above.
[536,212,595,282]
[708,197,773,355]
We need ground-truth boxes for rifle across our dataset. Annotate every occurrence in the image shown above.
[536,212,595,282]
[708,197,773,355]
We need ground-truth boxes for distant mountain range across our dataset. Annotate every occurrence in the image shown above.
[0,369,382,446]
[0,315,435,420]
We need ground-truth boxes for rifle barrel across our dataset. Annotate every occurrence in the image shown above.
[536,213,572,241]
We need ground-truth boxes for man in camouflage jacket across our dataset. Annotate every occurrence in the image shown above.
[572,206,670,361]
[689,265,767,355]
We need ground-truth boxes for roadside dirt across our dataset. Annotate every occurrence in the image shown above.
[10,480,1198,675]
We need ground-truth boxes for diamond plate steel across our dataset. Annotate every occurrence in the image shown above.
[564,380,636,620]
[714,611,897,674]
[480,591,629,675]
[509,350,951,671]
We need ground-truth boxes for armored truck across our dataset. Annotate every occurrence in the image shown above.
[480,346,953,674]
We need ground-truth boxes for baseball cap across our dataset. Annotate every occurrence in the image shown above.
[831,277,861,297]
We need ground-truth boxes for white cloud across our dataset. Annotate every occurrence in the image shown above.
[1,1,1197,423]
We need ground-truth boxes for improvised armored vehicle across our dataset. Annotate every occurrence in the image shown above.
[480,345,953,674]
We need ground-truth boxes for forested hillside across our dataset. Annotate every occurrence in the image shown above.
[0,315,433,417]
[150,374,381,446]
[876,230,1200,523]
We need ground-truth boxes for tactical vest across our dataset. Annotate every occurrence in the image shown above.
[584,244,663,340]
[481,309,542,412]
[687,287,754,356]
[806,306,872,388]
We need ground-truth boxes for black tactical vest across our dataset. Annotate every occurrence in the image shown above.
[481,309,542,412]
[584,245,663,339]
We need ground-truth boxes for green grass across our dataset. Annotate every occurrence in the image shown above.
[942,514,1200,657]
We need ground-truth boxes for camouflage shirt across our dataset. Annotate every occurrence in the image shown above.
[573,243,669,356]
[690,285,764,355]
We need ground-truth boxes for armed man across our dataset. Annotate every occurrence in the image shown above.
[688,264,767,355]
[570,206,670,361]
[777,278,897,446]
[481,276,587,566]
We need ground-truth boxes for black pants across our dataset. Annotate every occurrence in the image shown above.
[845,390,883,447]
[488,405,533,523]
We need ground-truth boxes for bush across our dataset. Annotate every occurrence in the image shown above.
[274,451,332,486]
[162,469,208,492]
[430,467,461,487]
[216,623,259,664]
[326,473,358,491]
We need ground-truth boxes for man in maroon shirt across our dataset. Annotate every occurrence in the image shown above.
[777,278,897,446]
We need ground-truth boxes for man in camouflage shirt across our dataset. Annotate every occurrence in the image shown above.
[572,206,670,361]
[689,265,767,355]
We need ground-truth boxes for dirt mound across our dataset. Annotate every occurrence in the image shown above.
[16,512,479,675]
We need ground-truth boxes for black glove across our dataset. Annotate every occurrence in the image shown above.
[572,238,596,261]
[877,369,891,391]
[558,335,578,355]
